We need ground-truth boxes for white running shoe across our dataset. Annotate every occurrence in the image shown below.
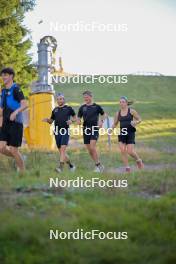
[69,165,76,172]
[94,164,104,173]
[55,167,62,173]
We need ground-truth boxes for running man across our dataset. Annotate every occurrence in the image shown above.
[43,93,76,173]
[112,96,144,172]
[0,67,27,172]
[77,91,106,172]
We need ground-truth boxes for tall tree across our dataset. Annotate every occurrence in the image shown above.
[0,0,36,95]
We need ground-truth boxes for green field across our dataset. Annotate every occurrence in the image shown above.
[0,76,176,264]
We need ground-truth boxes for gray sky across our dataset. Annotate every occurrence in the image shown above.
[24,0,176,75]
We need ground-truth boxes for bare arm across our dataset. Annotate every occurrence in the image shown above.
[42,118,53,124]
[98,113,106,128]
[77,117,81,125]
[18,99,28,112]
[13,99,28,114]
[112,111,119,128]
[71,115,77,122]
[10,99,28,121]
[66,115,77,125]
[130,109,142,126]
[100,112,107,122]
[0,107,3,117]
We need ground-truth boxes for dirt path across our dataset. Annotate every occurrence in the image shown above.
[107,163,176,174]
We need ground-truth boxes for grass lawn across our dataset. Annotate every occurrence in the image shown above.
[0,76,176,264]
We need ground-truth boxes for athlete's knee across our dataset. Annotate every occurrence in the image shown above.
[60,147,64,153]
[60,146,66,153]
[127,149,134,155]
[0,146,4,153]
[88,147,93,154]
[0,143,6,153]
[85,144,91,152]
[120,148,126,154]
[9,146,18,155]
[89,145,96,153]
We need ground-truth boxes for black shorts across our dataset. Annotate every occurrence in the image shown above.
[118,132,135,145]
[0,121,23,147]
[54,129,70,148]
[83,126,99,145]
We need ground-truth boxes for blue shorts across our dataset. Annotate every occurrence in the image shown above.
[55,129,69,148]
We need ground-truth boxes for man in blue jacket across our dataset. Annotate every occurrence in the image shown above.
[0,68,27,172]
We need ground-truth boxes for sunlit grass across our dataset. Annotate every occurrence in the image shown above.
[69,101,155,106]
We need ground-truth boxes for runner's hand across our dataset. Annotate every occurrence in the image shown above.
[131,120,137,127]
[66,120,72,125]
[10,111,18,121]
[42,118,49,122]
[77,119,81,125]
[98,120,104,128]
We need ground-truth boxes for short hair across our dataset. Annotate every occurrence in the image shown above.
[56,92,65,98]
[83,90,92,97]
[0,67,15,78]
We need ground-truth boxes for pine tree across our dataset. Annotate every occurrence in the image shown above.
[0,0,36,95]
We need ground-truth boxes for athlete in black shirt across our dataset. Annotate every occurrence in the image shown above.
[43,93,76,172]
[0,68,27,172]
[112,96,144,172]
[77,91,105,173]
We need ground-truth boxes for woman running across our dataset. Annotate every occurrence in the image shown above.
[112,96,144,172]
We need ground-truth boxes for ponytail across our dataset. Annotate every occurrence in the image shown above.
[127,100,134,106]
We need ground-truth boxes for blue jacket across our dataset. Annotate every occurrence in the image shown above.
[1,83,23,124]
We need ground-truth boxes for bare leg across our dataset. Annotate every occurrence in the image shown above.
[85,144,94,160]
[64,153,70,162]
[0,141,13,157]
[127,144,140,161]
[119,142,129,167]
[85,140,99,164]
[9,146,25,172]
[59,145,67,163]
[90,140,99,164]
[127,144,144,169]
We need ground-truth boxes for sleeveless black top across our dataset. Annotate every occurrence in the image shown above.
[118,108,136,132]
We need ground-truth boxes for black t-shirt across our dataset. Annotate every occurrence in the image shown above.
[51,105,76,128]
[78,103,104,127]
[13,87,25,102]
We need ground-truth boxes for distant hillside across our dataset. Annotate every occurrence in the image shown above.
[54,76,176,119]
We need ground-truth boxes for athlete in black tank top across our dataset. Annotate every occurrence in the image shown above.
[112,96,144,173]
[118,108,136,133]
